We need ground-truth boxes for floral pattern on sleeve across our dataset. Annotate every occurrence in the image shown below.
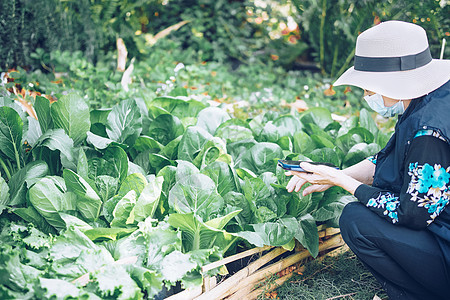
[366,192,400,223]
[406,162,450,225]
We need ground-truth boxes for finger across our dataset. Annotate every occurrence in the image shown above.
[286,176,300,192]
[299,162,319,173]
[295,178,307,192]
[303,185,319,196]
[302,184,331,196]
[285,171,293,177]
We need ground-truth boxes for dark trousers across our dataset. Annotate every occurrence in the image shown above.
[339,202,450,300]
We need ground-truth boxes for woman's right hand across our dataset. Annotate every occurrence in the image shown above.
[286,172,332,195]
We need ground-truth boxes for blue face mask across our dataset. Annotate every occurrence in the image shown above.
[364,93,405,117]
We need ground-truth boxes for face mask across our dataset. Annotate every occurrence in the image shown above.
[364,93,405,117]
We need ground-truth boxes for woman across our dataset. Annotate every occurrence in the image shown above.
[286,20,450,299]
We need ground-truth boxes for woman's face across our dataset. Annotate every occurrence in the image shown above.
[363,89,401,107]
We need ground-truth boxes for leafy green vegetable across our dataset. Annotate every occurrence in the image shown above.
[63,169,102,221]
[105,99,142,145]
[237,142,283,175]
[0,106,23,171]
[169,173,223,221]
[50,93,90,146]
[168,210,240,252]
[28,176,74,230]
[133,175,164,222]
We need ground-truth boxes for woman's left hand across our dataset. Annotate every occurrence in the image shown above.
[286,162,362,195]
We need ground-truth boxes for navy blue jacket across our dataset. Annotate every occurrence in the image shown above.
[373,80,450,264]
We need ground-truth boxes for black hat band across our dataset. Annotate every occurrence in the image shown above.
[354,47,432,72]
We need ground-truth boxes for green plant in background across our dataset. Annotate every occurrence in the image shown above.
[145,0,277,64]
[290,0,449,77]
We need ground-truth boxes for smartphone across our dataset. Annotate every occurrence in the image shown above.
[277,160,338,172]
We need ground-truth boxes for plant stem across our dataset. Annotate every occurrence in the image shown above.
[10,139,21,171]
[193,230,201,251]
[319,0,327,75]
[221,236,239,254]
[330,45,339,78]
[0,157,11,180]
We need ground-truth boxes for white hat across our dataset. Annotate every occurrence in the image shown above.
[334,20,450,100]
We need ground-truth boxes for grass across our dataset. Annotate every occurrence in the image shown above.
[269,250,388,300]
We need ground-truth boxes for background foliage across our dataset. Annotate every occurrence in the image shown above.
[2,0,449,74]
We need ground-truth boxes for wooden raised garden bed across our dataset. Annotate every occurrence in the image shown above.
[165,225,346,300]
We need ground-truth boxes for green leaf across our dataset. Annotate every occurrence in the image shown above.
[0,246,42,293]
[309,148,340,168]
[359,109,379,138]
[104,145,128,183]
[32,128,76,170]
[12,206,55,233]
[294,214,319,257]
[147,114,184,146]
[59,212,93,232]
[237,217,299,247]
[90,108,112,125]
[133,175,164,222]
[95,175,119,202]
[216,124,254,143]
[342,143,381,168]
[313,195,356,227]
[196,107,231,135]
[237,142,284,175]
[86,131,114,149]
[84,227,136,242]
[159,251,197,284]
[63,169,102,221]
[106,99,142,145]
[169,173,223,221]
[201,161,237,197]
[151,96,206,119]
[25,116,42,147]
[300,107,333,129]
[310,134,335,148]
[337,115,359,136]
[8,161,49,206]
[0,177,10,214]
[76,148,89,180]
[160,135,181,160]
[127,265,163,299]
[242,177,276,223]
[34,96,53,133]
[168,210,240,251]
[178,126,213,162]
[260,115,303,142]
[132,136,163,154]
[92,264,143,299]
[140,220,182,268]
[36,278,81,300]
[286,190,312,218]
[111,190,137,227]
[50,93,90,146]
[192,137,228,169]
[28,176,75,231]
[0,106,23,168]
[226,139,257,166]
[117,173,147,198]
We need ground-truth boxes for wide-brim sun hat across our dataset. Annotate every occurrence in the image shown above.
[334,20,450,100]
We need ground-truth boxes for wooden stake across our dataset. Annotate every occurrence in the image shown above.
[164,286,202,300]
[243,272,294,300]
[201,245,272,273]
[195,247,288,300]
[220,234,344,299]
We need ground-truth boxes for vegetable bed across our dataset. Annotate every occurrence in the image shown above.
[0,90,385,299]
